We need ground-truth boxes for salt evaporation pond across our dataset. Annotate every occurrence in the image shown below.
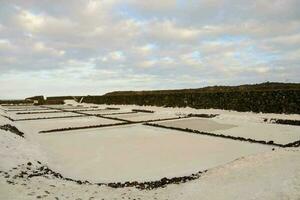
[36,124,272,182]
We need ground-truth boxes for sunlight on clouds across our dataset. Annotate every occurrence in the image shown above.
[139,44,156,52]
[33,42,65,57]
[18,10,44,31]
[0,0,299,98]
[0,39,14,50]
[255,67,270,74]
[149,20,200,42]
[108,51,125,61]
[140,60,157,68]
[180,51,203,67]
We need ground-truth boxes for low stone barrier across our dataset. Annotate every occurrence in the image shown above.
[101,111,137,116]
[0,115,14,121]
[187,113,219,118]
[132,109,155,113]
[14,115,86,121]
[39,122,133,133]
[16,110,64,115]
[6,108,49,112]
[0,124,24,137]
[106,107,120,110]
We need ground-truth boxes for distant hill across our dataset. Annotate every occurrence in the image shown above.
[83,82,300,114]
[104,82,300,96]
[2,82,299,114]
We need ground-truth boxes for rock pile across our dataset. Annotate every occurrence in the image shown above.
[2,161,206,190]
[264,118,300,126]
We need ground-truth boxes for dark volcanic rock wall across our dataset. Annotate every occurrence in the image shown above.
[83,89,300,114]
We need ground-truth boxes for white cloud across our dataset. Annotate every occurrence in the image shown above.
[139,60,157,68]
[254,66,270,74]
[0,0,299,98]
[16,9,76,37]
[128,0,176,11]
[0,39,14,50]
[33,42,65,57]
[180,51,202,67]
[139,44,156,53]
[148,20,201,42]
[108,51,125,61]
[17,10,44,31]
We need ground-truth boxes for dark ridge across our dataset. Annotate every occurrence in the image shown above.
[264,118,300,126]
[83,82,300,114]
[0,115,14,121]
[0,100,33,105]
[106,107,120,110]
[284,140,300,147]
[46,96,80,101]
[187,114,219,118]
[132,109,155,113]
[143,123,300,148]
[0,124,24,137]
[25,96,66,105]
[25,95,44,101]
[104,82,300,96]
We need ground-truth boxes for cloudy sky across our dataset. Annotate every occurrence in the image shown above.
[0,0,299,99]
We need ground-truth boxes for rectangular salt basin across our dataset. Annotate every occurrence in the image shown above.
[37,124,271,183]
[79,110,128,115]
[17,116,119,133]
[112,112,177,122]
[157,118,300,145]
[214,120,300,145]
[11,111,83,120]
